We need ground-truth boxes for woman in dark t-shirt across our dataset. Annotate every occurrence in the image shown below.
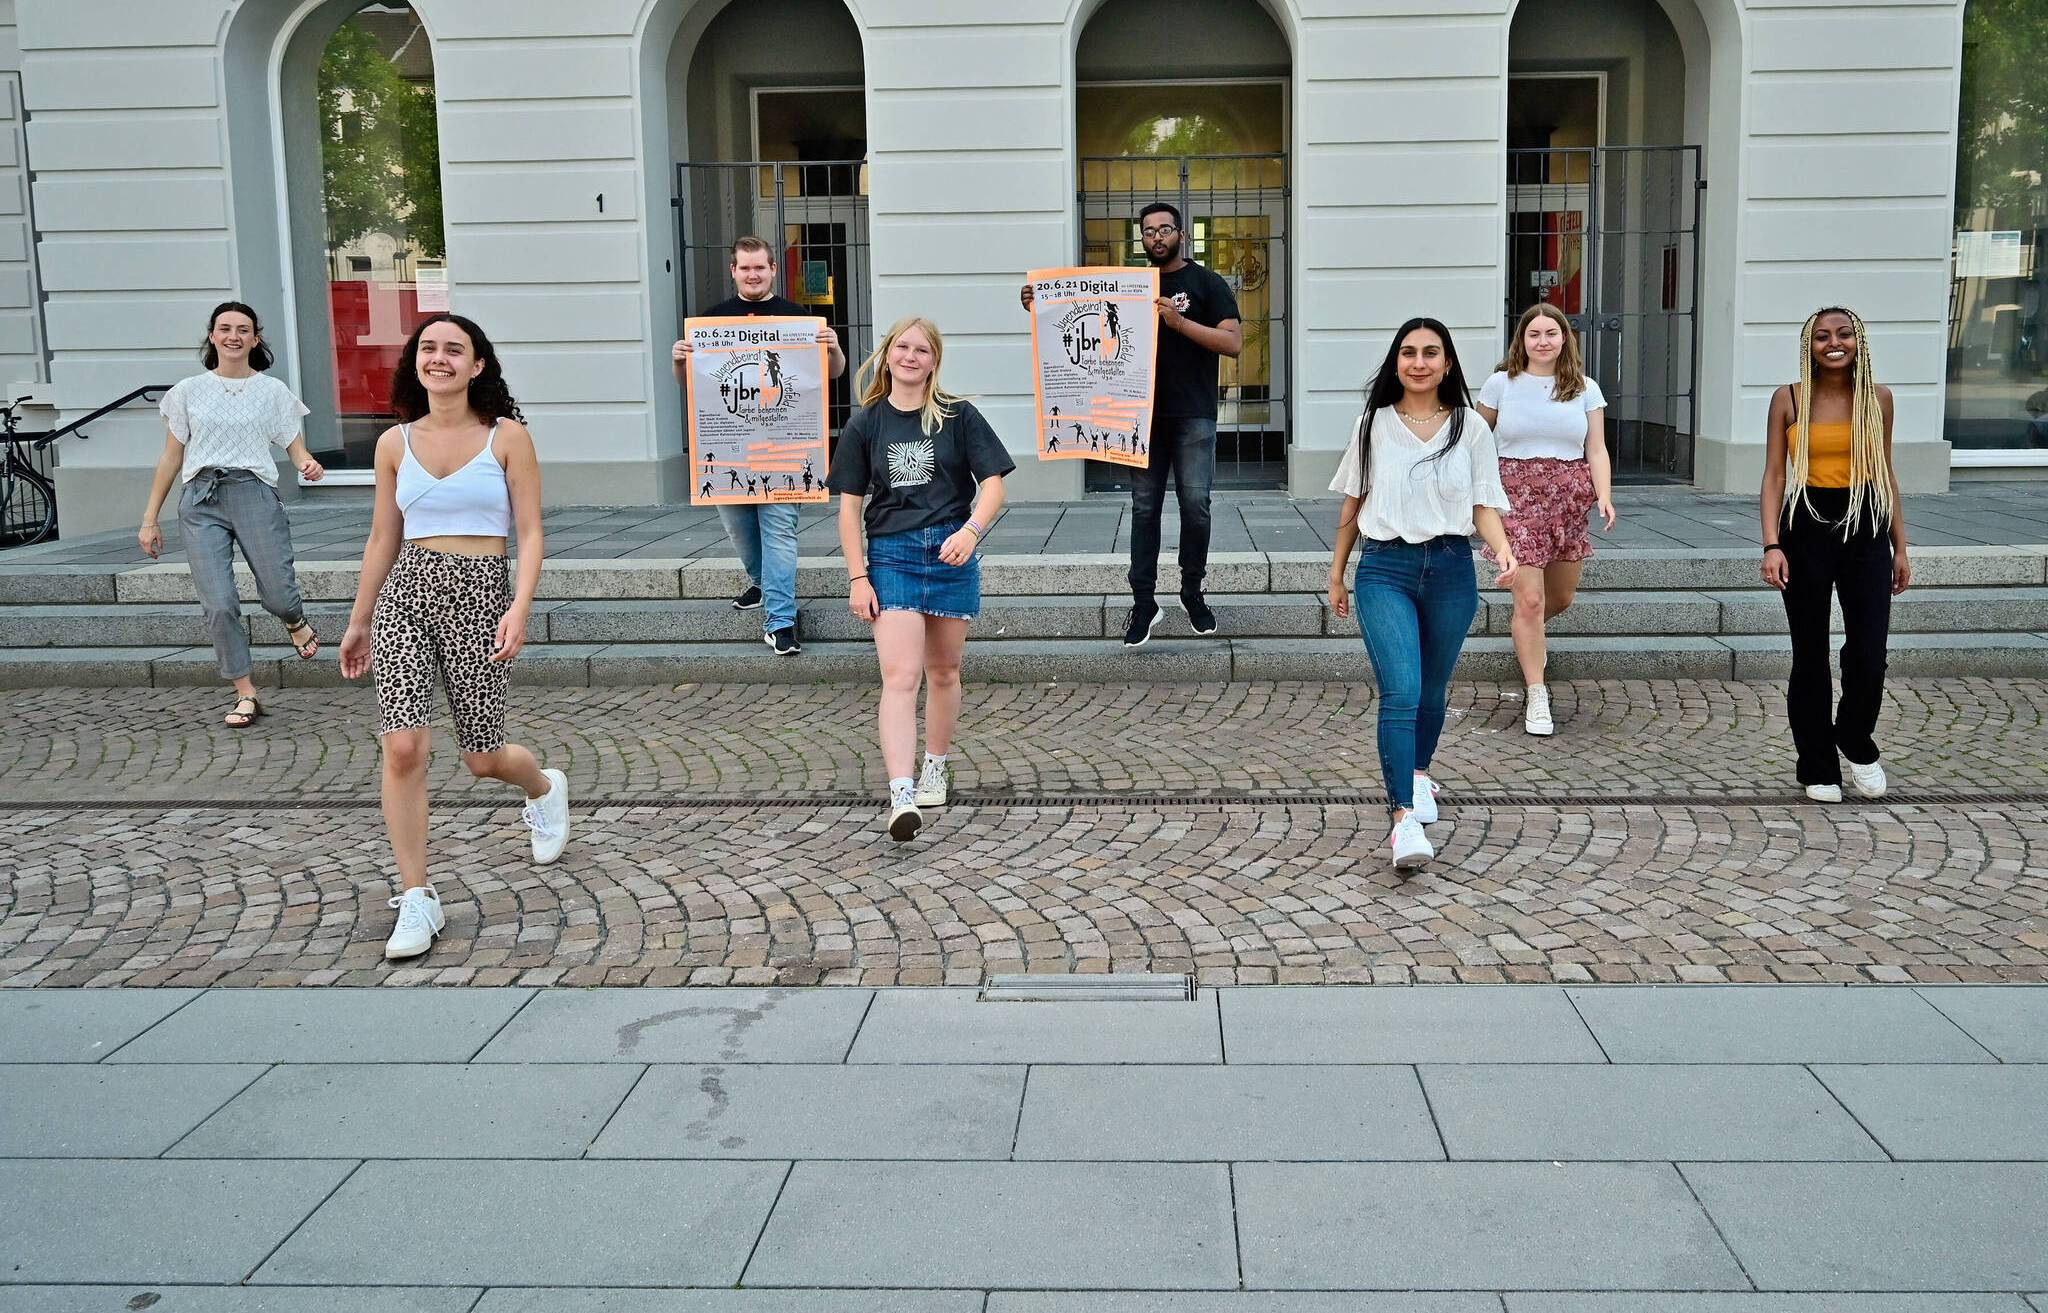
[828,316,1014,842]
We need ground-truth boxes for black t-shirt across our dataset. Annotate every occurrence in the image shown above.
[1154,261,1241,420]
[827,398,1016,539]
[700,292,807,319]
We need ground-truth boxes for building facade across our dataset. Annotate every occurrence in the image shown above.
[6,0,2042,537]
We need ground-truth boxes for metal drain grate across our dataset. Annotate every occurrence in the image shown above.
[981,972,1196,1002]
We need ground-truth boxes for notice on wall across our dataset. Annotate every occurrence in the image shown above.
[1027,266,1160,469]
[685,315,830,505]
[1955,230,2026,281]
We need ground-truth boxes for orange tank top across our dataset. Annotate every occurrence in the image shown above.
[1793,422,1852,488]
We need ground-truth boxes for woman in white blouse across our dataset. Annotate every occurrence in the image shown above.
[1327,318,1518,873]
[138,302,324,728]
[1474,303,1614,737]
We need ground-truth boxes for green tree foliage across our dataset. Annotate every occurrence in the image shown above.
[317,15,444,259]
[1957,0,2048,221]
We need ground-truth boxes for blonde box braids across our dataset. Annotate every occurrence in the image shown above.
[1786,305,1893,538]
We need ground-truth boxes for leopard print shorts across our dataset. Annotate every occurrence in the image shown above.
[373,543,512,753]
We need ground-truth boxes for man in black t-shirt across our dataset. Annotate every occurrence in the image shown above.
[1021,202,1240,647]
[671,236,846,656]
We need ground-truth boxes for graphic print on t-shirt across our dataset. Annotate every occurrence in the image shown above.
[887,439,936,488]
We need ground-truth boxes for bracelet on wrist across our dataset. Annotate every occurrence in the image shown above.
[964,519,984,538]
[848,574,867,584]
[1762,544,1785,556]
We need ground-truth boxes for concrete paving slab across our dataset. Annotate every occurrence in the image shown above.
[0,987,198,1061]
[1221,986,1604,1064]
[258,1160,786,1286]
[477,1292,982,1312]
[1236,1161,1745,1290]
[0,1291,479,1312]
[1566,986,1996,1063]
[1013,1064,1441,1161]
[170,1062,641,1158]
[1812,1064,2048,1160]
[847,990,1224,1064]
[1507,1297,2034,1312]
[0,1063,264,1156]
[1684,1163,2048,1290]
[108,988,533,1063]
[1421,1064,1884,1161]
[1917,987,2048,1061]
[0,1159,354,1283]
[992,1298,1499,1312]
[474,988,871,1063]
[745,1161,1237,1289]
[588,1062,1022,1159]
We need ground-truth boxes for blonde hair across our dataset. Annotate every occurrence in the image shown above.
[1498,303,1587,403]
[856,316,963,436]
[1786,305,1892,537]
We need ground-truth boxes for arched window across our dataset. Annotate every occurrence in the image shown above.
[1947,0,2048,453]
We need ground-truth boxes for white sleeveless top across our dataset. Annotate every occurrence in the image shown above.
[395,422,512,539]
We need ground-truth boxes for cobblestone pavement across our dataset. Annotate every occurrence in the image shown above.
[2,679,2044,987]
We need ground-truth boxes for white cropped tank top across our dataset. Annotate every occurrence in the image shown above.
[395,422,512,540]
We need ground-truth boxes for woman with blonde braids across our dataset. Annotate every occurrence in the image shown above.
[1760,306,1911,802]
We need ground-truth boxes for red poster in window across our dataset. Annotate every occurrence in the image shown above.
[1540,211,1585,316]
[330,281,438,416]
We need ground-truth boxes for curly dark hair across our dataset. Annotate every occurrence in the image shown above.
[388,314,525,424]
[201,301,276,371]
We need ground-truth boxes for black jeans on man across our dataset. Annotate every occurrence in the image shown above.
[1779,487,1893,786]
[1128,416,1217,602]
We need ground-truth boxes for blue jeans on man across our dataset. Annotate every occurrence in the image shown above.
[1128,416,1216,601]
[1351,535,1479,811]
[718,502,800,633]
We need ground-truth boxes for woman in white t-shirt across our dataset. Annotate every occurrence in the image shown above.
[1474,303,1613,737]
[1326,318,1518,873]
[137,302,325,728]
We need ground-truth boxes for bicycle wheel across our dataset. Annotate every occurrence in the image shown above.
[0,458,57,547]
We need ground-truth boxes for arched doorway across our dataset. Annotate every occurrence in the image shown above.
[662,0,869,431]
[1507,0,1701,482]
[1074,0,1291,490]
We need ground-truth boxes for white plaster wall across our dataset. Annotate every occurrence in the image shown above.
[0,0,47,395]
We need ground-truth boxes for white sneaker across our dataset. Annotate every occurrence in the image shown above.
[1847,759,1887,798]
[1524,683,1554,736]
[524,768,571,864]
[1389,814,1434,871]
[1805,784,1844,803]
[887,783,922,842]
[384,886,445,960]
[1410,773,1441,825]
[914,757,950,808]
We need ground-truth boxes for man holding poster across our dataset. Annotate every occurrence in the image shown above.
[673,236,845,656]
[1023,202,1240,647]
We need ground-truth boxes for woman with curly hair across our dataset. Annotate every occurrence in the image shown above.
[338,314,572,960]
[1760,305,1911,803]
[1474,302,1614,737]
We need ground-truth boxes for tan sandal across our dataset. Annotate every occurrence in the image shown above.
[224,694,263,728]
[286,620,320,660]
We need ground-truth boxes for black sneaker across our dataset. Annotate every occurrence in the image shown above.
[732,584,763,610]
[1181,594,1218,636]
[1121,599,1164,648]
[765,626,801,656]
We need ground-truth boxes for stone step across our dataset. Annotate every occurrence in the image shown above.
[8,584,2045,649]
[5,544,2043,606]
[5,631,2045,689]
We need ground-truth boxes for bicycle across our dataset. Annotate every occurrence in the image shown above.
[0,396,58,547]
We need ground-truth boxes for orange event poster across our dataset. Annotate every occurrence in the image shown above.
[685,315,829,505]
[1026,266,1159,469]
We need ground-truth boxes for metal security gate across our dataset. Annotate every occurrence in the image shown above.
[1078,153,1289,491]
[1505,145,1703,483]
[674,160,872,433]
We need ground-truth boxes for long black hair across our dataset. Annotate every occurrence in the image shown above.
[388,313,524,424]
[1360,317,1473,465]
[201,301,275,371]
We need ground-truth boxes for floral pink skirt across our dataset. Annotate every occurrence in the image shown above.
[1491,457,1596,569]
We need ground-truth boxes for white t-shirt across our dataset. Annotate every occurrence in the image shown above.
[160,372,311,486]
[1327,406,1511,543]
[1476,369,1607,461]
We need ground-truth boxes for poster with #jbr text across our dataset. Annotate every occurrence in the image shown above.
[686,316,829,504]
[1028,266,1159,469]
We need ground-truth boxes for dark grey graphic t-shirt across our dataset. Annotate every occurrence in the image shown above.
[827,398,1015,539]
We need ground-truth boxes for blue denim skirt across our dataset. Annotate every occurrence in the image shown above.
[868,519,981,620]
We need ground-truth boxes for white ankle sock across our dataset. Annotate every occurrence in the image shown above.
[923,752,947,771]
[890,776,915,800]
